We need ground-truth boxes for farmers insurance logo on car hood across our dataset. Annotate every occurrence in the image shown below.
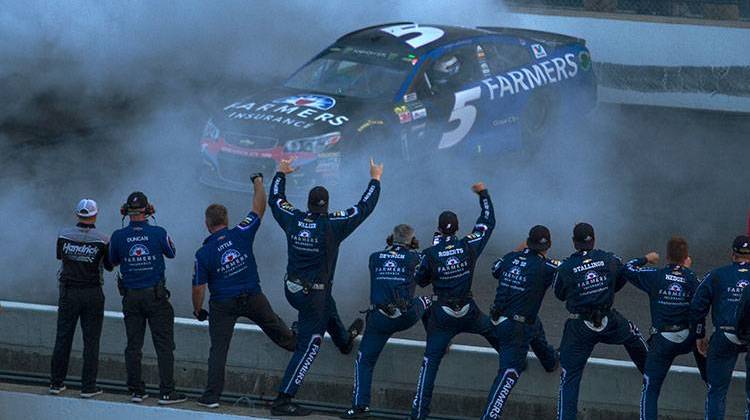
[273,94,336,111]
[223,93,349,130]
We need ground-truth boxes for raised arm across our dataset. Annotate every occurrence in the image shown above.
[466,183,495,257]
[330,159,382,240]
[622,252,660,293]
[269,159,299,229]
[251,173,266,219]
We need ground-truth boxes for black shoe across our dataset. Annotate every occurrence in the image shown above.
[48,384,66,395]
[341,406,371,418]
[340,318,365,355]
[197,396,220,409]
[159,391,188,405]
[131,392,149,403]
[545,350,561,373]
[271,395,312,417]
[80,387,103,399]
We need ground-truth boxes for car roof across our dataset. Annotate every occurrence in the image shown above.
[337,22,585,55]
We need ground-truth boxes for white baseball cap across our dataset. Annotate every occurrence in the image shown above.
[75,199,98,217]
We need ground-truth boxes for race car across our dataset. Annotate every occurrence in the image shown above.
[200,22,596,191]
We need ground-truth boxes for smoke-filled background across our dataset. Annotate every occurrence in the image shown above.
[1,0,748,364]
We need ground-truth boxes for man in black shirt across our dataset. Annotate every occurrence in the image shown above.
[50,199,112,398]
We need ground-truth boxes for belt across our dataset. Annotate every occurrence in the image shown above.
[651,324,688,334]
[438,295,472,311]
[286,278,326,292]
[61,283,102,290]
[509,314,533,324]
[719,325,736,332]
[569,309,611,321]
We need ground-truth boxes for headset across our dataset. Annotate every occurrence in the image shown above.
[119,203,155,217]
[387,234,420,250]
[120,197,156,226]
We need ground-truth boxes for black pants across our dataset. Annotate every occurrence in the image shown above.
[122,287,176,395]
[50,286,104,390]
[202,292,296,402]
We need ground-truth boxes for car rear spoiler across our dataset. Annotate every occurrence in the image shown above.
[477,26,586,48]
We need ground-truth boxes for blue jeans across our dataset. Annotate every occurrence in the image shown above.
[557,310,648,420]
[704,330,749,420]
[410,300,499,419]
[481,318,558,419]
[352,297,430,408]
[640,332,705,420]
[278,287,349,397]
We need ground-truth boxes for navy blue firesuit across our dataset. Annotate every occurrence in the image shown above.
[691,261,750,420]
[624,258,705,420]
[481,248,559,419]
[554,249,648,420]
[269,172,380,398]
[350,244,431,409]
[109,220,178,396]
[409,190,497,420]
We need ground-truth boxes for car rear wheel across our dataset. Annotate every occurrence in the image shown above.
[521,90,558,155]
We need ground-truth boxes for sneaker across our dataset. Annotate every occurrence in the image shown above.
[48,384,66,395]
[196,396,220,409]
[341,406,371,419]
[80,388,103,399]
[271,394,312,417]
[131,392,149,403]
[158,391,187,405]
[340,318,365,355]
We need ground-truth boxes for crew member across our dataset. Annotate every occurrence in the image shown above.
[193,174,297,409]
[481,225,560,419]
[624,236,706,420]
[409,182,497,420]
[692,235,750,419]
[109,192,186,405]
[269,158,382,416]
[554,222,648,420]
[342,224,431,419]
[49,199,112,398]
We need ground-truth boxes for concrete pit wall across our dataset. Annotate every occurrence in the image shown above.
[0,300,745,419]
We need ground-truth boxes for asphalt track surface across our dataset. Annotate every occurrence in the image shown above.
[1,102,749,367]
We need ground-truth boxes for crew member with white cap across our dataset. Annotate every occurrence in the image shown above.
[49,199,112,398]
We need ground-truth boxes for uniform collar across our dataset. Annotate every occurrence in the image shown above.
[435,234,456,245]
[204,227,229,245]
[129,220,149,227]
[76,222,95,229]
[667,263,683,270]
[523,248,545,259]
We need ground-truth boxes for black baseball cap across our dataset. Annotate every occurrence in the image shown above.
[573,222,595,250]
[438,211,459,235]
[733,235,750,255]
[527,225,551,251]
[126,191,149,210]
[308,186,329,214]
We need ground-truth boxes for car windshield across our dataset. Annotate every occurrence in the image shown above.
[284,48,411,99]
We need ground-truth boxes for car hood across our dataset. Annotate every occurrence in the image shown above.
[214,88,370,146]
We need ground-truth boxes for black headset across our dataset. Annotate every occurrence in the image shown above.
[120,202,155,217]
[387,234,420,250]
